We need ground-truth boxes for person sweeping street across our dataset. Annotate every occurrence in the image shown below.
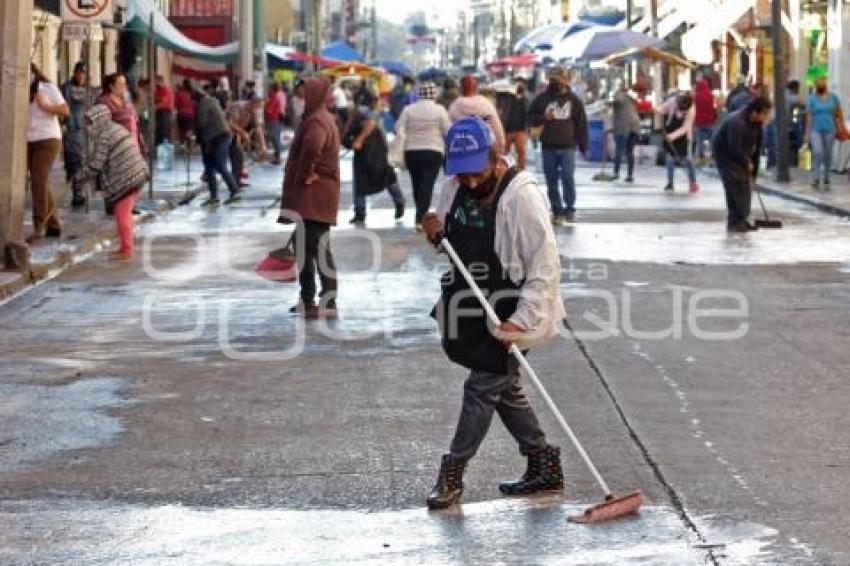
[712,97,772,233]
[420,116,566,510]
[75,104,150,260]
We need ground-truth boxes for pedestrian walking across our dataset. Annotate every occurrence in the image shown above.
[154,75,174,145]
[225,95,252,188]
[420,116,566,510]
[497,77,530,170]
[61,62,91,208]
[728,81,763,114]
[290,79,307,130]
[449,76,506,150]
[611,81,640,182]
[195,87,241,206]
[528,67,588,224]
[345,90,405,224]
[332,80,351,131]
[805,76,844,190]
[693,79,717,163]
[27,63,69,240]
[175,79,196,145]
[394,82,451,229]
[279,78,341,319]
[266,83,286,165]
[712,97,772,232]
[659,91,699,193]
[390,76,416,123]
[75,104,150,260]
[437,77,460,110]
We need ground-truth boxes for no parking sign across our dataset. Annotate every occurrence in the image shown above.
[60,0,114,23]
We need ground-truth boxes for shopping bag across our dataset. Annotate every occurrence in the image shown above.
[798,144,812,172]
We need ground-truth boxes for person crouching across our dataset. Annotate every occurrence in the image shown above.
[421,117,566,509]
[76,104,150,261]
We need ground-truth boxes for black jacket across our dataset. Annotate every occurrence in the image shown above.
[528,86,588,152]
[496,92,529,134]
[712,110,763,177]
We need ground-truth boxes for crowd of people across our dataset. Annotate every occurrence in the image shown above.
[24,57,843,258]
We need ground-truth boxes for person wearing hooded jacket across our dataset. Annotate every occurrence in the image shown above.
[279,78,341,319]
[693,79,717,162]
[75,104,149,260]
[420,117,566,510]
[528,67,588,224]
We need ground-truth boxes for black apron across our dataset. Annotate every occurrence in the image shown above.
[432,169,521,375]
[664,109,689,162]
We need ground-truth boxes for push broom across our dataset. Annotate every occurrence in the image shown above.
[752,178,783,229]
[440,238,643,524]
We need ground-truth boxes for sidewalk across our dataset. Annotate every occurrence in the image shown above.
[0,156,206,301]
[755,166,850,218]
[700,163,850,218]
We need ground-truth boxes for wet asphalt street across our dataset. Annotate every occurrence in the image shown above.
[1,151,849,565]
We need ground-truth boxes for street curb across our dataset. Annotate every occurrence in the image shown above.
[702,167,850,219]
[754,182,850,219]
[0,185,205,302]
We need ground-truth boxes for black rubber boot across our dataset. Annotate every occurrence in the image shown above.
[426,454,467,510]
[498,445,564,496]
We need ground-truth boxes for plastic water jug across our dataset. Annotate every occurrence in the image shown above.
[156,141,174,171]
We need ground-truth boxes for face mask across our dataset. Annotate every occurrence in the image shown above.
[516,85,525,95]
[816,86,827,94]
[461,171,499,196]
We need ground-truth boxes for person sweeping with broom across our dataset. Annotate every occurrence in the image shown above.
[712,96,773,233]
[420,117,567,510]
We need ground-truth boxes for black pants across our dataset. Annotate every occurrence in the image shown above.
[405,150,443,223]
[613,132,637,178]
[155,109,173,146]
[296,220,338,305]
[230,138,245,180]
[719,167,753,228]
[449,358,548,461]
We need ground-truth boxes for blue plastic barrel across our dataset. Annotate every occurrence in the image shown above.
[587,120,606,162]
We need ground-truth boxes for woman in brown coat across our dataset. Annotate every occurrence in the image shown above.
[279,78,341,318]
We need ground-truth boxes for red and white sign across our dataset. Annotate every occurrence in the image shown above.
[60,0,113,23]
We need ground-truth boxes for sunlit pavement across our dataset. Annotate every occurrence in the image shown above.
[0,154,847,564]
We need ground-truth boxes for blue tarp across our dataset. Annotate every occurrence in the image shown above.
[321,41,365,63]
[377,61,413,77]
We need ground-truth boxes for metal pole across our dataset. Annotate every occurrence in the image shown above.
[626,0,633,85]
[147,12,156,200]
[772,0,790,182]
[84,32,92,213]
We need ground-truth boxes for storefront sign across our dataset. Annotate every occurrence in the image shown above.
[171,0,233,18]
[62,22,104,41]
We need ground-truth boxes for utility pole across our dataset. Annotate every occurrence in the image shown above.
[309,0,323,62]
[772,0,790,182]
[240,0,254,89]
[650,0,662,114]
[0,0,32,268]
[371,1,377,61]
[254,0,267,92]
[626,0,633,85]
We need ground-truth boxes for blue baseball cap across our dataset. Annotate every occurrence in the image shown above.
[445,117,494,175]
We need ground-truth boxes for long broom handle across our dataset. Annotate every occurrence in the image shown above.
[440,238,612,496]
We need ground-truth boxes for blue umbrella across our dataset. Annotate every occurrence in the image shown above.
[550,27,664,62]
[321,41,365,63]
[514,22,595,53]
[377,60,414,77]
[418,67,447,82]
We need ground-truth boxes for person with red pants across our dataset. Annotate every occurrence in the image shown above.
[76,105,150,261]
